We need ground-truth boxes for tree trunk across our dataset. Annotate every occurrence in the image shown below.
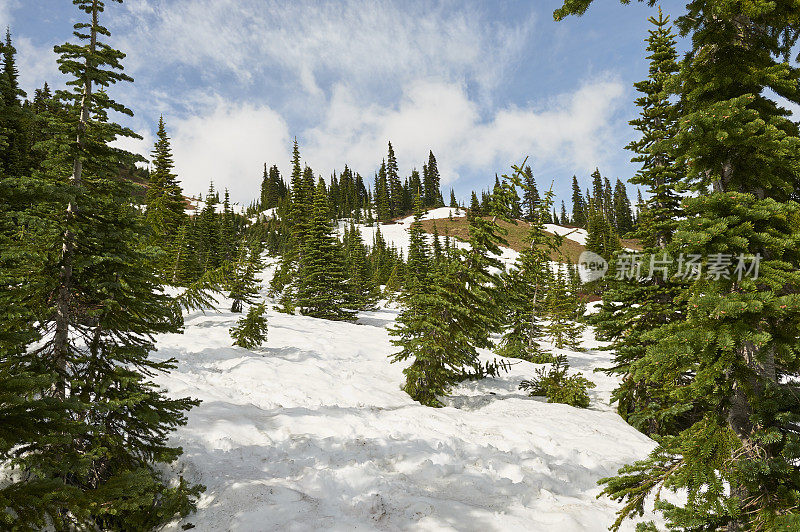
[52,0,97,399]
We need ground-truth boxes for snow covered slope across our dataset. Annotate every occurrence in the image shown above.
[345,207,520,267]
[153,265,660,531]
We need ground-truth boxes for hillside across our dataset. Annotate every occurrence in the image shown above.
[151,262,661,532]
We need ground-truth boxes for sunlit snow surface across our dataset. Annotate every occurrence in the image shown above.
[153,253,661,531]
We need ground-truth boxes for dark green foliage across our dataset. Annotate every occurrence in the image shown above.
[612,179,633,235]
[585,195,621,260]
[145,115,187,248]
[390,171,518,407]
[590,10,688,438]
[387,142,403,216]
[497,175,562,363]
[0,1,203,528]
[260,163,287,210]
[519,354,595,408]
[423,151,443,207]
[558,1,800,529]
[230,303,269,349]
[570,175,586,228]
[296,178,354,321]
[343,222,377,310]
[544,269,585,350]
[228,239,262,313]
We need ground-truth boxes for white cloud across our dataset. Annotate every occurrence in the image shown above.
[163,100,291,204]
[301,76,627,190]
[15,37,61,96]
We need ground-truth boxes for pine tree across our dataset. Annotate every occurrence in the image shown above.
[387,141,403,216]
[560,200,569,225]
[521,165,540,221]
[390,170,517,406]
[570,175,586,227]
[449,188,458,208]
[543,269,584,350]
[585,196,620,260]
[344,222,375,310]
[497,180,561,363]
[558,1,800,529]
[296,178,354,321]
[424,150,443,206]
[590,9,687,438]
[145,115,187,259]
[469,190,481,216]
[228,239,261,313]
[4,1,203,527]
[230,302,269,349]
[0,28,28,178]
[376,161,391,221]
[612,178,634,235]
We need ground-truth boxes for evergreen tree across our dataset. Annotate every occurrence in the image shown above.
[230,302,269,349]
[521,165,540,221]
[145,115,187,257]
[585,197,620,260]
[449,188,458,208]
[497,180,562,363]
[343,222,376,310]
[570,175,586,227]
[543,269,584,350]
[560,200,569,225]
[558,1,800,529]
[296,178,354,321]
[4,1,203,527]
[424,150,443,206]
[469,190,481,216]
[590,9,688,439]
[612,178,634,235]
[0,28,28,178]
[228,239,261,313]
[387,141,403,216]
[376,161,391,221]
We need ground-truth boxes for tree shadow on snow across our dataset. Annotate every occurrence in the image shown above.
[169,401,625,531]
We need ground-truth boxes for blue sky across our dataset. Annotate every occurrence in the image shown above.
[2,0,690,206]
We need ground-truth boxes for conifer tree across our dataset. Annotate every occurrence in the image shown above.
[590,9,687,438]
[376,161,391,221]
[612,178,633,235]
[543,269,584,350]
[296,178,354,321]
[469,190,481,216]
[145,115,186,255]
[558,1,800,529]
[521,165,540,221]
[0,29,28,178]
[228,239,261,313]
[344,222,375,310]
[585,197,620,260]
[570,175,587,227]
[449,188,458,208]
[424,150,443,206]
[498,181,561,363]
[230,302,269,349]
[387,142,403,216]
[4,1,203,527]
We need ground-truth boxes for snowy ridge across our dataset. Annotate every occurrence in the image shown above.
[342,207,520,267]
[153,264,661,531]
[544,224,588,246]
